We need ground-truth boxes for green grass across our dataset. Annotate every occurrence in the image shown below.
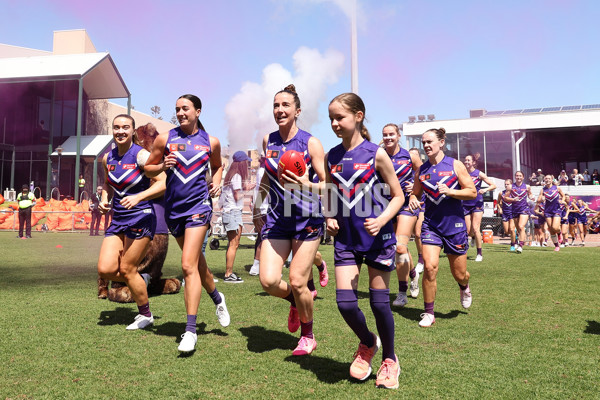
[1,232,599,399]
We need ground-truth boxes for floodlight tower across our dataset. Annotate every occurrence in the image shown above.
[351,0,358,94]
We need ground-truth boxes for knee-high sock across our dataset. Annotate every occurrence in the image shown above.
[370,288,395,361]
[336,289,373,347]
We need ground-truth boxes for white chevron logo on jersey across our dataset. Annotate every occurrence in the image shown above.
[108,168,134,184]
[111,174,143,197]
[422,175,459,205]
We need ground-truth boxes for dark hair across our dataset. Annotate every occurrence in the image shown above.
[113,114,135,129]
[275,84,301,109]
[330,92,370,141]
[224,160,249,187]
[177,94,206,132]
[424,127,446,141]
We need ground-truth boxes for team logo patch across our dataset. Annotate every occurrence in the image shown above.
[419,174,431,181]
[381,233,392,240]
[122,164,136,170]
[331,164,343,174]
[108,165,116,171]
[266,150,279,159]
[397,160,409,164]
[354,163,369,170]
[380,259,393,267]
[194,145,209,151]
[169,143,187,152]
[438,171,453,176]
[455,222,464,228]
[191,213,205,221]
[456,244,465,249]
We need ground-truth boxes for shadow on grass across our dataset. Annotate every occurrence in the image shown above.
[392,306,466,323]
[284,354,351,384]
[153,321,228,339]
[97,307,137,327]
[584,320,600,335]
[239,326,296,353]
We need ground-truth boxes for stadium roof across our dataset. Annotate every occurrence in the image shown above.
[0,52,129,99]
[51,135,114,158]
[403,105,600,136]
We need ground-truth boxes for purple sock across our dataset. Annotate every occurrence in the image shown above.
[418,254,424,264]
[284,290,296,307]
[519,241,524,247]
[510,241,515,246]
[398,281,408,293]
[316,261,324,272]
[208,289,222,305]
[424,301,434,315]
[369,288,395,361]
[307,279,316,292]
[300,320,314,339]
[409,268,416,279]
[138,302,151,317]
[336,289,374,347]
[477,248,482,256]
[186,314,197,333]
[459,283,469,291]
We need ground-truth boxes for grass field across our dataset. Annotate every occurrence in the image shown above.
[1,231,599,399]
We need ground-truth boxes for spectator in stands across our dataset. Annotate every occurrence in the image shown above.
[592,169,599,185]
[535,169,544,185]
[571,169,584,186]
[529,172,539,186]
[558,170,569,186]
[582,169,591,185]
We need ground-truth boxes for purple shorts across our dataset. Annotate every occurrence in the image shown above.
[398,204,419,218]
[261,216,323,242]
[167,211,212,238]
[463,202,484,216]
[568,214,577,225]
[501,212,513,222]
[544,211,561,219]
[420,224,468,255]
[577,214,588,225]
[334,243,396,272]
[106,211,156,240]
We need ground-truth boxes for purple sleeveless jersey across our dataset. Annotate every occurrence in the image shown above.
[501,190,513,221]
[511,181,529,216]
[419,155,466,236]
[106,143,153,219]
[463,169,483,208]
[163,127,212,220]
[328,140,395,252]
[263,129,323,233]
[387,147,417,216]
[542,185,561,217]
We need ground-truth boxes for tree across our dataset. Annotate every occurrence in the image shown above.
[151,105,161,119]
[170,113,178,125]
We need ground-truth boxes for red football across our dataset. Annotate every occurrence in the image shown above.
[277,150,306,185]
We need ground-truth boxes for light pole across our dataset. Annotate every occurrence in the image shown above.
[56,145,63,197]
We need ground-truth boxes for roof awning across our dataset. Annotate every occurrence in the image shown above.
[51,135,114,158]
[0,52,129,99]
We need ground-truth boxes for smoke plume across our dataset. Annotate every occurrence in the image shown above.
[225,46,344,154]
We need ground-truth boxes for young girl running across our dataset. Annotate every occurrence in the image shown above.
[325,93,403,389]
[407,128,477,328]
[463,155,496,261]
[145,94,229,353]
[97,114,166,330]
[254,84,325,356]
[381,123,422,307]
[498,179,516,251]
[537,175,565,251]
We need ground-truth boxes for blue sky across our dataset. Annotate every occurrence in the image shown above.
[1,0,599,152]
